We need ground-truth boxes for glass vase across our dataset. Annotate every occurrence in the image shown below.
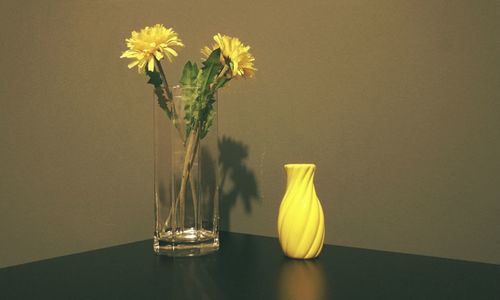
[153,85,219,256]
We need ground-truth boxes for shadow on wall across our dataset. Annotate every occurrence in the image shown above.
[218,136,259,231]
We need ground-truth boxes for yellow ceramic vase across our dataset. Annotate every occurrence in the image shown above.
[278,164,325,259]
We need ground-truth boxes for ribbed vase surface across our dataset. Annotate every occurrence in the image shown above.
[278,164,325,259]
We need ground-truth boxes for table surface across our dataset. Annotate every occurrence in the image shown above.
[0,232,499,300]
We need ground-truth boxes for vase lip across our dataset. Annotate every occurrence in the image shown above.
[284,163,316,169]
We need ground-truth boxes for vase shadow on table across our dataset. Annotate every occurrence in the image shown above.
[209,135,259,231]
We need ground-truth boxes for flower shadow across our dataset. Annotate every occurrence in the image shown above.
[217,136,260,231]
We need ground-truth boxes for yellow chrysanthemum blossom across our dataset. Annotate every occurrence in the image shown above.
[201,34,256,79]
[121,24,184,73]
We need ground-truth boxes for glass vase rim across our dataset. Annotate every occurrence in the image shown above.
[172,84,200,90]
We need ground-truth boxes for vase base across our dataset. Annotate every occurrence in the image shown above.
[154,228,219,257]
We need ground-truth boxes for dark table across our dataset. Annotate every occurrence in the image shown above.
[0,232,498,299]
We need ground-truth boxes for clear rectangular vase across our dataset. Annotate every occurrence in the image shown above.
[153,86,219,256]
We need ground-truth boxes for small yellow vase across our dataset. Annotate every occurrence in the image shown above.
[278,164,325,259]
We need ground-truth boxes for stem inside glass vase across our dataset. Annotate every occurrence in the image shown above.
[153,85,219,257]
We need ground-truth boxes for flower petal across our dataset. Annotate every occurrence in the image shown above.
[147,58,155,72]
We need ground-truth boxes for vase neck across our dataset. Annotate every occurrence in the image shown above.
[285,164,316,188]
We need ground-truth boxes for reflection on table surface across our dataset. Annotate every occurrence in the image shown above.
[279,259,326,300]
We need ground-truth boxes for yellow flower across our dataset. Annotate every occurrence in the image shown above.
[120,24,184,73]
[201,34,256,79]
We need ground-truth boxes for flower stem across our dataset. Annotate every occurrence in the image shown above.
[162,128,200,232]
[210,64,230,91]
[154,58,185,143]
[161,64,226,233]
[154,58,173,100]
[177,126,200,229]
[189,139,200,230]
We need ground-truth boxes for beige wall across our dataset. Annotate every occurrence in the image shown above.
[1,0,499,267]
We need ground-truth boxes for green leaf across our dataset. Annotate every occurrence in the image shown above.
[179,61,202,139]
[214,77,231,90]
[200,48,223,92]
[200,108,216,139]
[146,70,174,120]
[203,48,222,66]
[179,61,199,87]
[146,70,162,88]
[178,49,225,141]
